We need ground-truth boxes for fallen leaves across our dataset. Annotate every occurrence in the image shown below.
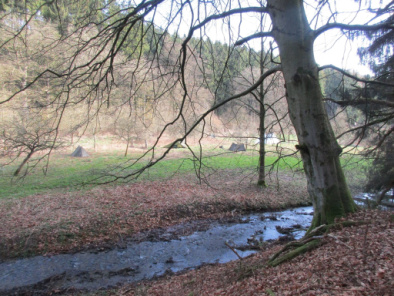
[2,171,391,295]
[114,210,393,296]
[0,171,309,259]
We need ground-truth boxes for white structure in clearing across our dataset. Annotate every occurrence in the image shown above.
[254,133,280,145]
[265,133,280,145]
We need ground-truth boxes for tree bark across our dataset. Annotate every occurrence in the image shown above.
[257,19,266,187]
[257,103,266,186]
[124,141,129,157]
[14,149,35,176]
[267,0,357,228]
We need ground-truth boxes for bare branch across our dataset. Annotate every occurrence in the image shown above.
[318,64,394,88]
[324,97,394,109]
[314,21,394,39]
[336,114,394,140]
[192,6,268,33]
[93,65,282,183]
[234,32,273,46]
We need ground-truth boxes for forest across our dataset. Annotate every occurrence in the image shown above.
[0,0,393,295]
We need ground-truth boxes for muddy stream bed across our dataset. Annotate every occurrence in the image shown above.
[0,206,314,294]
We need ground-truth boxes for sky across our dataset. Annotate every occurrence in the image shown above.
[309,0,383,76]
[146,0,391,76]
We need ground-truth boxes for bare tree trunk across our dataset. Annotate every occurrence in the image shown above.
[257,15,266,187]
[14,150,35,176]
[267,0,357,228]
[124,141,129,157]
[257,116,266,186]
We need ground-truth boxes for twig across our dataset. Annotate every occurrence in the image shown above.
[326,234,352,249]
[362,222,370,264]
[269,235,323,262]
[225,241,243,260]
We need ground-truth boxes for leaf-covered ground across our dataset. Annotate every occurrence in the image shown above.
[1,170,392,295]
[108,210,394,296]
[0,170,308,259]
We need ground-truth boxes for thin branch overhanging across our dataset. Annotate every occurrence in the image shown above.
[324,97,394,109]
[318,64,394,108]
[234,14,394,48]
[336,114,394,140]
[92,65,282,184]
[319,65,394,88]
[1,3,270,107]
[314,20,394,39]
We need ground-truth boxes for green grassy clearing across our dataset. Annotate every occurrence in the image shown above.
[0,147,369,200]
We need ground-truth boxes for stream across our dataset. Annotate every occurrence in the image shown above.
[0,207,314,294]
[354,191,394,210]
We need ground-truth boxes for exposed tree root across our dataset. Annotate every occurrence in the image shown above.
[267,221,367,267]
[268,239,322,267]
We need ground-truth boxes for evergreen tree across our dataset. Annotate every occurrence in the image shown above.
[358,3,394,201]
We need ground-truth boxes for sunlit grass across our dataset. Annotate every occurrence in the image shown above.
[0,143,369,199]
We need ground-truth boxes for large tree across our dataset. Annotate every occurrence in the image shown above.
[1,0,393,229]
[263,0,358,227]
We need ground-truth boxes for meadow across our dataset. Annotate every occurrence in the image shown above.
[0,139,369,199]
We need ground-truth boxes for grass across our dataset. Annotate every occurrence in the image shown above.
[0,164,311,260]
[0,145,368,200]
[0,153,129,198]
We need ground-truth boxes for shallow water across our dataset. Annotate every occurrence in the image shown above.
[0,206,313,293]
[354,192,394,210]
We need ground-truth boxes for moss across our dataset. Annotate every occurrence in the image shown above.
[266,289,276,296]
[308,167,357,231]
[336,160,358,213]
[322,158,357,225]
[268,239,322,267]
[308,212,321,234]
[324,185,346,225]
[326,221,366,232]
[270,221,366,267]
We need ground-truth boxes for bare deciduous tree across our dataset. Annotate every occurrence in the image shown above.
[1,0,393,229]
[1,110,63,176]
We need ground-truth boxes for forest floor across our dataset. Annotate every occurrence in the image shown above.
[0,170,393,295]
[0,170,309,260]
[110,209,393,296]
